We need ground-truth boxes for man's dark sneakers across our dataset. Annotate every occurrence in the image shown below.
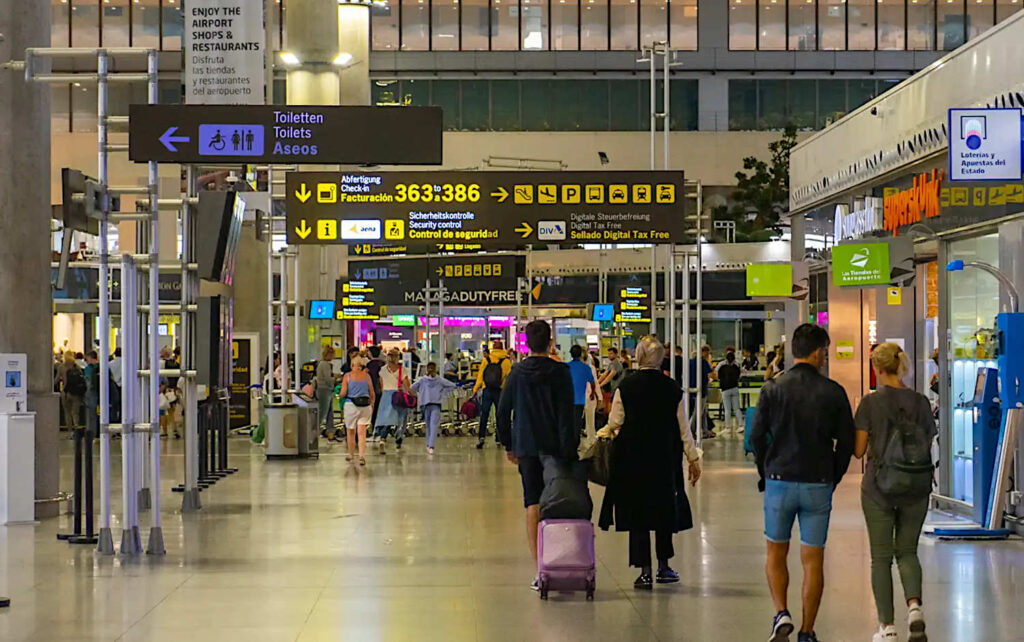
[633,573,653,590]
[768,610,794,642]
[797,633,819,642]
[476,441,484,449]
[655,568,680,584]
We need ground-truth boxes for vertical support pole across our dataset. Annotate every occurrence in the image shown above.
[649,49,655,171]
[266,211,275,401]
[424,279,432,358]
[181,165,201,512]
[669,250,676,381]
[682,251,690,439]
[293,249,300,381]
[280,251,289,396]
[438,279,446,366]
[662,43,670,171]
[95,49,115,555]
[526,249,534,320]
[695,184,704,449]
[119,259,140,555]
[145,49,165,555]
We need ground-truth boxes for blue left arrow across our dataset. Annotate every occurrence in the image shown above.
[159,126,190,152]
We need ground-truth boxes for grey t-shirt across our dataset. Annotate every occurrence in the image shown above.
[315,360,335,390]
[606,359,625,392]
[855,385,937,507]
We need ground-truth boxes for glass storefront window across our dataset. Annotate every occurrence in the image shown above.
[996,0,1021,21]
[938,0,967,50]
[610,0,638,49]
[52,1,69,48]
[758,80,787,129]
[581,0,609,49]
[433,0,460,50]
[788,0,817,51]
[133,0,160,49]
[729,79,758,129]
[641,0,668,47]
[818,0,846,50]
[461,80,490,129]
[908,0,936,49]
[877,0,906,50]
[162,0,183,49]
[102,0,131,47]
[522,0,549,49]
[788,79,816,129]
[71,0,99,47]
[947,233,1001,504]
[967,0,995,39]
[401,0,430,50]
[492,0,519,50]
[729,0,757,49]
[491,80,521,129]
[759,0,786,50]
[580,79,612,129]
[848,0,876,49]
[372,1,399,50]
[670,0,697,49]
[669,79,698,130]
[433,80,461,129]
[610,79,641,129]
[553,0,580,49]
[462,0,490,49]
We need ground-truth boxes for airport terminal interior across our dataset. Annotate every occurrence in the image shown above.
[4,0,1024,640]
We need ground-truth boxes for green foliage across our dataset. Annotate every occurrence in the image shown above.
[713,126,798,242]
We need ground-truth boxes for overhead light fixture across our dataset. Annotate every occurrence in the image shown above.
[280,51,301,66]
[333,52,354,66]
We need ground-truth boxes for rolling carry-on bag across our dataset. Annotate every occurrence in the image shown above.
[537,519,596,600]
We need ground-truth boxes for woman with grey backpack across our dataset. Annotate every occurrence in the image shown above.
[854,342,936,642]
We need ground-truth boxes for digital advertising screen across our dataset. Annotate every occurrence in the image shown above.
[309,299,336,320]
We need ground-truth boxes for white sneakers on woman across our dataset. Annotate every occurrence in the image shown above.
[907,605,927,642]
[872,625,898,642]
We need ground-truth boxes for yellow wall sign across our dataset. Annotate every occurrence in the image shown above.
[836,340,855,360]
[887,287,902,306]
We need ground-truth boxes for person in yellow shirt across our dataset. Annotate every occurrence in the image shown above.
[474,340,513,449]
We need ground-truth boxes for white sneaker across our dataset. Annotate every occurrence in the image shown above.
[427,447,435,455]
[872,625,898,642]
[907,605,927,642]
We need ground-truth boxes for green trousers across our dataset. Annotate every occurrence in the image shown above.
[861,490,930,625]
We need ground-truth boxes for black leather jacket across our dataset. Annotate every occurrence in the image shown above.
[750,363,856,490]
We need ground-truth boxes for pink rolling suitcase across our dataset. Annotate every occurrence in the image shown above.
[537,519,596,600]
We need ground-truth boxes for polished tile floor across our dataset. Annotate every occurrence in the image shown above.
[0,431,1021,641]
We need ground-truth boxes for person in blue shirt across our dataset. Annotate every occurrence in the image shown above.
[568,344,598,439]
[410,362,458,455]
[688,345,717,439]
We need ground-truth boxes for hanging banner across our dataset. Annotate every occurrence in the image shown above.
[185,0,266,105]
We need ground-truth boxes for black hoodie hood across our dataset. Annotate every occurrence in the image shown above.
[516,355,567,383]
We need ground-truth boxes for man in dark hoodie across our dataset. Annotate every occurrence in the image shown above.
[497,320,577,584]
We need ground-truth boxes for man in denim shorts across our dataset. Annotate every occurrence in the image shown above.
[751,324,855,642]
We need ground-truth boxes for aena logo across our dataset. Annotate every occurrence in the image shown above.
[850,247,870,269]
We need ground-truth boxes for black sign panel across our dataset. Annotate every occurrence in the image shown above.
[337,280,381,320]
[128,105,443,165]
[286,171,686,248]
[343,255,525,307]
[615,284,652,324]
[230,338,252,429]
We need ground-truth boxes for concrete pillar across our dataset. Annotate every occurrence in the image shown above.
[233,226,271,366]
[0,0,60,517]
[285,0,370,361]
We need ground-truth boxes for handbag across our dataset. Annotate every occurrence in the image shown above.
[538,455,593,521]
[392,389,417,409]
[301,381,316,398]
[580,437,613,486]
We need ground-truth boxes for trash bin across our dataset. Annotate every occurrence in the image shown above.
[296,404,319,459]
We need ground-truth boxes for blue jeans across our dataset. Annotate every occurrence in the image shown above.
[423,403,441,449]
[478,388,499,441]
[763,479,833,547]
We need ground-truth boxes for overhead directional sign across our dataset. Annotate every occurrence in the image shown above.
[344,255,525,306]
[285,171,686,248]
[128,105,443,165]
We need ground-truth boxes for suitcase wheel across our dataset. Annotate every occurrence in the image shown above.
[586,581,595,601]
[539,582,549,600]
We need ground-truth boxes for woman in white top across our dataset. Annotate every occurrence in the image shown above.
[372,349,412,454]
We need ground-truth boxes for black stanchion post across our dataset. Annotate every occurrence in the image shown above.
[57,429,83,541]
[69,426,98,545]
[198,401,210,486]
[208,403,224,479]
[220,399,236,474]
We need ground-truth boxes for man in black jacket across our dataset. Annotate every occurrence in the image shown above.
[497,320,577,578]
[751,323,855,642]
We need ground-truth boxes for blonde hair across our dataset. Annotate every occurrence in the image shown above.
[635,335,665,369]
[387,349,401,365]
[322,345,335,360]
[63,352,76,365]
[871,342,909,377]
[350,355,367,369]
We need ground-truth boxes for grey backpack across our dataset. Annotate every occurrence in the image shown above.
[875,404,934,497]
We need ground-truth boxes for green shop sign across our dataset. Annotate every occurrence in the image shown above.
[832,242,891,287]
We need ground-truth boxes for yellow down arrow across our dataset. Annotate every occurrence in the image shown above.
[295,184,312,203]
[515,221,534,238]
[491,187,509,203]
[295,220,312,239]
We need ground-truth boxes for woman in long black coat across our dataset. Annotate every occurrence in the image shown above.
[597,336,703,590]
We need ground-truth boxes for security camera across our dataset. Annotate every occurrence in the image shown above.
[870,106,879,116]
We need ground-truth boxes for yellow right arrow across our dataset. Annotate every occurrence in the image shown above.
[514,221,534,238]
[295,220,312,239]
[295,184,312,203]
[491,187,509,203]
